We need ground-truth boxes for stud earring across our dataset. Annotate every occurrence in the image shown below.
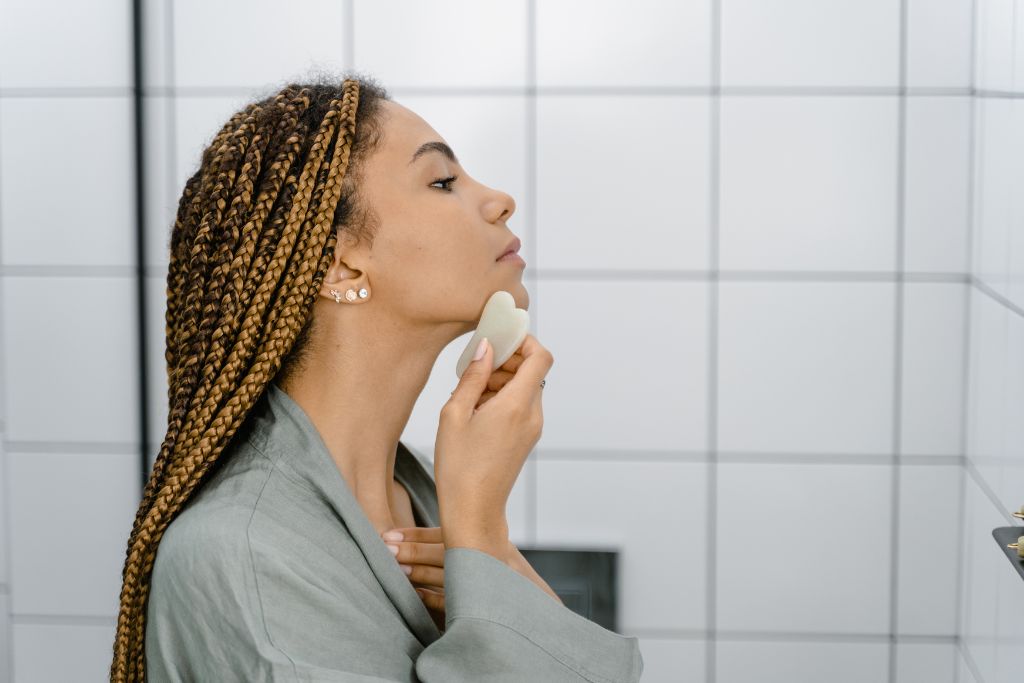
[329,289,343,303]
[358,287,368,299]
[345,289,358,302]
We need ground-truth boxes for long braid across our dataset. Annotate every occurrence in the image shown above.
[110,74,389,682]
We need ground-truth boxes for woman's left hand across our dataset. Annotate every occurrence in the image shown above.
[382,526,446,630]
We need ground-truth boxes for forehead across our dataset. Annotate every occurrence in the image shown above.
[377,100,446,163]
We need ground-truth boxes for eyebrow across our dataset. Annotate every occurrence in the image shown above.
[408,140,460,166]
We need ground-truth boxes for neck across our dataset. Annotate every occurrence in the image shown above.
[277,301,471,533]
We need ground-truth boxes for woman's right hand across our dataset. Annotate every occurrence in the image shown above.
[433,333,553,553]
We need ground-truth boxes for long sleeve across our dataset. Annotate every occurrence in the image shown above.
[414,547,644,682]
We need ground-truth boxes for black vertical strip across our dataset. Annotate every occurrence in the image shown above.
[131,0,151,496]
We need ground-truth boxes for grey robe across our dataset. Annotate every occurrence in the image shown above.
[145,381,644,682]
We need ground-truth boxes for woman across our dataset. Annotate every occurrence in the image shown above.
[110,72,644,682]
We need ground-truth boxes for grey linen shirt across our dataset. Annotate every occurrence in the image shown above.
[145,381,644,682]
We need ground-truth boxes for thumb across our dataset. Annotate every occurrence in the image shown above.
[449,337,492,412]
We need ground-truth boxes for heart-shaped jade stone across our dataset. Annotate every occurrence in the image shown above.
[456,290,530,379]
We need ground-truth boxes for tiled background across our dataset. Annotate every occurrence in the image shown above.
[0,1,1020,682]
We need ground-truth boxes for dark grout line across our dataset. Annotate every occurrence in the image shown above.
[131,0,151,499]
[888,2,909,680]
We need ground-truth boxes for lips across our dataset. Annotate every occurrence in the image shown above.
[496,236,521,260]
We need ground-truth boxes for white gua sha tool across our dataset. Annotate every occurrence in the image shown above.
[456,290,530,379]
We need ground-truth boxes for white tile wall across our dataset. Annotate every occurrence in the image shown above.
[906,0,974,89]
[0,0,131,89]
[535,0,712,87]
[172,0,346,89]
[0,97,136,267]
[717,282,895,455]
[2,0,1015,681]
[720,0,900,87]
[352,0,528,88]
[718,96,899,272]
[903,97,972,275]
[536,95,712,272]
[959,4,1024,683]
[900,283,967,457]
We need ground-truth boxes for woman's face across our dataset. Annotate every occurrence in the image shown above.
[324,99,527,332]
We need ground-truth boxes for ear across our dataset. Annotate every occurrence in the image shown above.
[320,243,372,303]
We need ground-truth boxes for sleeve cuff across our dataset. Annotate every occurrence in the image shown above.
[444,546,643,682]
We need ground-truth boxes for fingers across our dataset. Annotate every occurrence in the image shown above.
[486,368,514,392]
[415,586,445,611]
[490,334,552,407]
[404,563,444,589]
[385,526,443,544]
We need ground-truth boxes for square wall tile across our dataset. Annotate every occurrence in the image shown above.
[144,96,177,268]
[535,280,708,452]
[0,436,6,586]
[897,463,962,635]
[719,97,899,272]
[0,0,131,88]
[2,276,139,443]
[536,95,711,271]
[173,0,345,89]
[536,460,708,632]
[717,282,895,456]
[904,97,971,275]
[1007,99,1024,311]
[965,289,1009,498]
[9,451,139,616]
[895,642,958,683]
[0,97,135,267]
[716,641,888,683]
[1016,4,1024,94]
[12,622,116,682]
[900,283,967,457]
[634,637,705,683]
[906,0,973,88]
[972,97,1014,298]
[353,0,527,88]
[974,0,1015,92]
[141,0,172,90]
[1001,313,1024,515]
[535,0,712,87]
[0,594,8,683]
[721,0,900,87]
[717,462,892,634]
[959,470,1008,683]
[389,93,528,231]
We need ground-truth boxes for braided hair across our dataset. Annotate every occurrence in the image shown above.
[109,72,391,682]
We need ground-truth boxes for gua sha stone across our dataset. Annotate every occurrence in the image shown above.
[456,290,530,379]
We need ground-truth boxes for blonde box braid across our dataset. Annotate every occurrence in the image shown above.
[110,74,390,682]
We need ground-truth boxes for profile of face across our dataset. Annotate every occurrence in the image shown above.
[320,99,528,339]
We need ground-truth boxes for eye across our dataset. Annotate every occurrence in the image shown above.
[430,174,459,192]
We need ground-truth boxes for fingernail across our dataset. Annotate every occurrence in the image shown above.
[386,544,400,556]
[473,337,488,361]
[400,563,412,575]
[382,531,403,541]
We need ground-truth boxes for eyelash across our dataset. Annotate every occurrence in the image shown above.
[430,174,459,192]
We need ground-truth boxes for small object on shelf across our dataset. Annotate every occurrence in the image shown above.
[992,527,1024,582]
